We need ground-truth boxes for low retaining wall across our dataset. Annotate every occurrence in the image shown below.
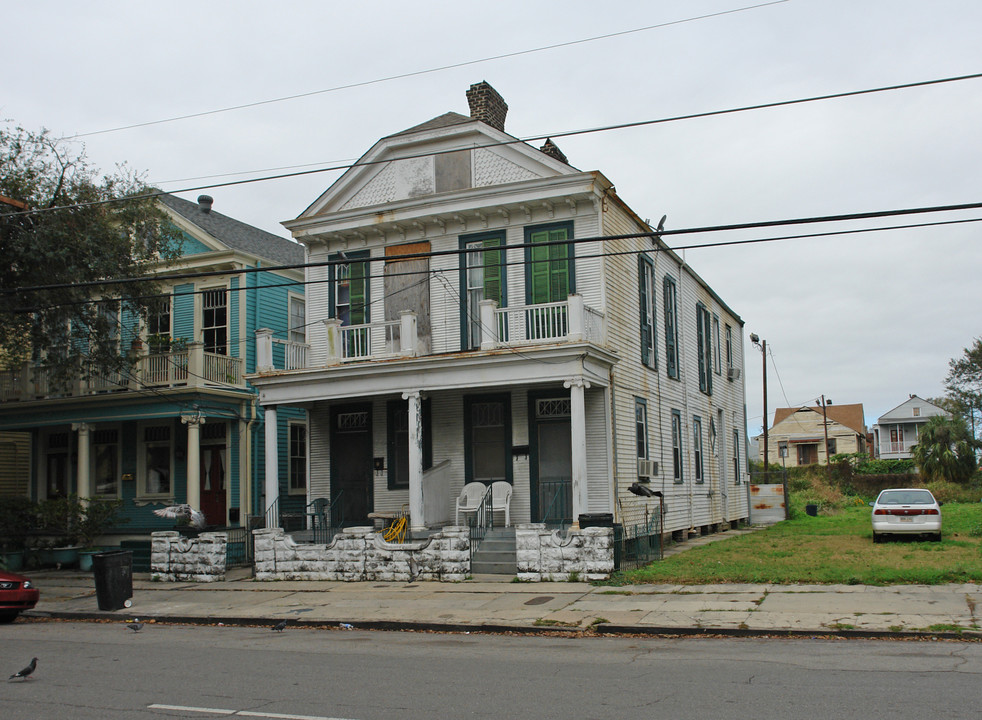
[151,531,227,582]
[516,524,614,581]
[253,526,470,582]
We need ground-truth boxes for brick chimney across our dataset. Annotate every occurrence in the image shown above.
[466,81,508,132]
[539,138,569,165]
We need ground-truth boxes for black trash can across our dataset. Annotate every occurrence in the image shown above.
[612,523,623,571]
[92,550,133,611]
[805,504,818,517]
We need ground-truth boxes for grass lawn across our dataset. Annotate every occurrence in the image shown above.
[615,502,982,586]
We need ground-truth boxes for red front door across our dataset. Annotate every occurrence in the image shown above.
[200,445,226,526]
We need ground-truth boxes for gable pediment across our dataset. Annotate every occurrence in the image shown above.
[292,118,575,222]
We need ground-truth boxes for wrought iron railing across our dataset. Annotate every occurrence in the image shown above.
[468,484,494,557]
[225,525,252,567]
[616,512,663,569]
[311,491,344,545]
[538,478,572,528]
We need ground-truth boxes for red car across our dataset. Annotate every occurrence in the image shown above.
[0,569,40,623]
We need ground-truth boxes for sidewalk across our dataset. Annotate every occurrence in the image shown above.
[23,529,982,639]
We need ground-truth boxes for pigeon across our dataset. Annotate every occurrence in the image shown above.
[9,658,37,681]
[153,504,207,529]
[272,620,287,632]
[126,620,144,633]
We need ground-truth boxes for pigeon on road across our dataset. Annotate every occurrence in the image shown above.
[272,620,287,632]
[153,504,207,529]
[9,658,37,681]
[127,620,144,633]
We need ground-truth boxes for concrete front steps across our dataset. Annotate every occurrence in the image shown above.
[470,527,517,575]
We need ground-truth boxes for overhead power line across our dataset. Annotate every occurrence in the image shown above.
[65,1,789,139]
[10,69,982,221]
[6,207,981,301]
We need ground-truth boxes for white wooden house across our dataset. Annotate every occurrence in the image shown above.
[872,395,948,460]
[249,82,749,544]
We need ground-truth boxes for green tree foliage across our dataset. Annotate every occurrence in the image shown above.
[0,123,181,386]
[910,415,979,484]
[943,338,982,443]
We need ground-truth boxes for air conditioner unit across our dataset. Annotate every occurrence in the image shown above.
[727,367,741,380]
[637,459,658,477]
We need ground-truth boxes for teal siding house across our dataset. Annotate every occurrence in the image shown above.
[0,194,307,540]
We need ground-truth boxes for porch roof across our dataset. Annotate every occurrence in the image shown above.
[249,343,617,407]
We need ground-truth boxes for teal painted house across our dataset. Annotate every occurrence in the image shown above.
[0,194,308,540]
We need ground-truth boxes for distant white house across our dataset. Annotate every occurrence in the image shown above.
[872,395,948,460]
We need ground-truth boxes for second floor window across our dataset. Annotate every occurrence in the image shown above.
[663,275,679,379]
[526,223,574,305]
[712,314,721,375]
[202,288,227,355]
[696,302,713,395]
[289,296,306,345]
[330,251,369,327]
[639,257,656,369]
[635,399,649,460]
[461,233,505,349]
[725,324,733,377]
[147,296,172,354]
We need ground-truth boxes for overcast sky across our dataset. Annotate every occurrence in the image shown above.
[5,0,981,437]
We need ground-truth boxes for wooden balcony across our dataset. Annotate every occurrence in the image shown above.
[0,343,246,402]
[253,295,605,372]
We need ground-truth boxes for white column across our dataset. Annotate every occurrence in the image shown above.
[479,299,498,350]
[182,413,204,510]
[263,405,279,528]
[323,319,342,366]
[187,341,204,387]
[399,310,418,357]
[255,328,274,371]
[567,294,585,342]
[403,390,424,532]
[564,377,591,525]
[72,423,93,499]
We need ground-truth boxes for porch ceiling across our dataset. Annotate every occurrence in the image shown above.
[250,343,616,407]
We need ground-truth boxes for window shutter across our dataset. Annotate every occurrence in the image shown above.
[638,256,650,366]
[350,260,368,324]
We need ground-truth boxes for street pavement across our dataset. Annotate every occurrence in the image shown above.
[23,528,982,639]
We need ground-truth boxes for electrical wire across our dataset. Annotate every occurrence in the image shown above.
[8,70,981,220]
[64,2,789,140]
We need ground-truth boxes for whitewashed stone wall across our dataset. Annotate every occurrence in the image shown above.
[151,531,227,582]
[253,526,470,582]
[516,524,614,581]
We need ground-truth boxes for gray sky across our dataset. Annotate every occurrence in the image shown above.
[4,0,981,436]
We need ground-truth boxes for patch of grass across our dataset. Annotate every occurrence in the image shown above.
[618,503,982,586]
[533,618,579,627]
[927,623,964,633]
[827,622,855,630]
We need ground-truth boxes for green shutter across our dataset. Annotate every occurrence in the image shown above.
[529,231,552,304]
[639,256,650,367]
[483,241,502,305]
[350,260,367,324]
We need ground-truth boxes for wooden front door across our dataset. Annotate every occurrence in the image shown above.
[529,393,572,524]
[330,404,373,527]
[200,445,226,526]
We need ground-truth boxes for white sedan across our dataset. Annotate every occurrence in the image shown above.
[870,488,942,543]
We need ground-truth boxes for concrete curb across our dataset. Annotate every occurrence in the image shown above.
[25,610,982,642]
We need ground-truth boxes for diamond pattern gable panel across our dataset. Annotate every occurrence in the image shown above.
[474,149,539,186]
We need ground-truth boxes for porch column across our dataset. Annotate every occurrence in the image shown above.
[182,413,204,511]
[255,328,274,372]
[263,405,279,528]
[479,299,498,350]
[564,377,591,524]
[323,319,342,366]
[72,422,93,499]
[403,390,425,532]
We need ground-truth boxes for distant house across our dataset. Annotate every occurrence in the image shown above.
[0,194,306,536]
[760,403,867,467]
[872,395,948,460]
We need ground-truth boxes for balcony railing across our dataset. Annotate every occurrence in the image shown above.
[0,343,245,402]
[252,295,605,372]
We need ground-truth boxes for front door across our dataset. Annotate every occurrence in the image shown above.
[330,404,373,527]
[529,394,572,524]
[200,445,226,526]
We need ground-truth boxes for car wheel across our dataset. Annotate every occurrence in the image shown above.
[933,533,942,542]
[872,532,881,544]
[0,611,20,624]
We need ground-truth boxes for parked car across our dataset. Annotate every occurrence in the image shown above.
[870,488,942,543]
[0,568,40,622]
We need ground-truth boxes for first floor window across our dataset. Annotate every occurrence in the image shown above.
[693,416,704,483]
[387,399,433,489]
[671,410,683,483]
[779,441,789,458]
[635,399,649,461]
[733,430,741,483]
[289,423,307,494]
[466,395,511,483]
[142,425,171,496]
[826,438,837,456]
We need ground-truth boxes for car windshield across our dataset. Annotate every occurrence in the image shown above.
[877,490,935,505]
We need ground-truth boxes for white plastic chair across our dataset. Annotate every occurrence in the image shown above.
[491,480,512,527]
[456,482,488,526]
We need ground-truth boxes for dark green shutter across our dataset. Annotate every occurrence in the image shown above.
[639,256,650,367]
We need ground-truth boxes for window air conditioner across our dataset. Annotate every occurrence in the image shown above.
[727,367,741,380]
[637,459,658,477]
